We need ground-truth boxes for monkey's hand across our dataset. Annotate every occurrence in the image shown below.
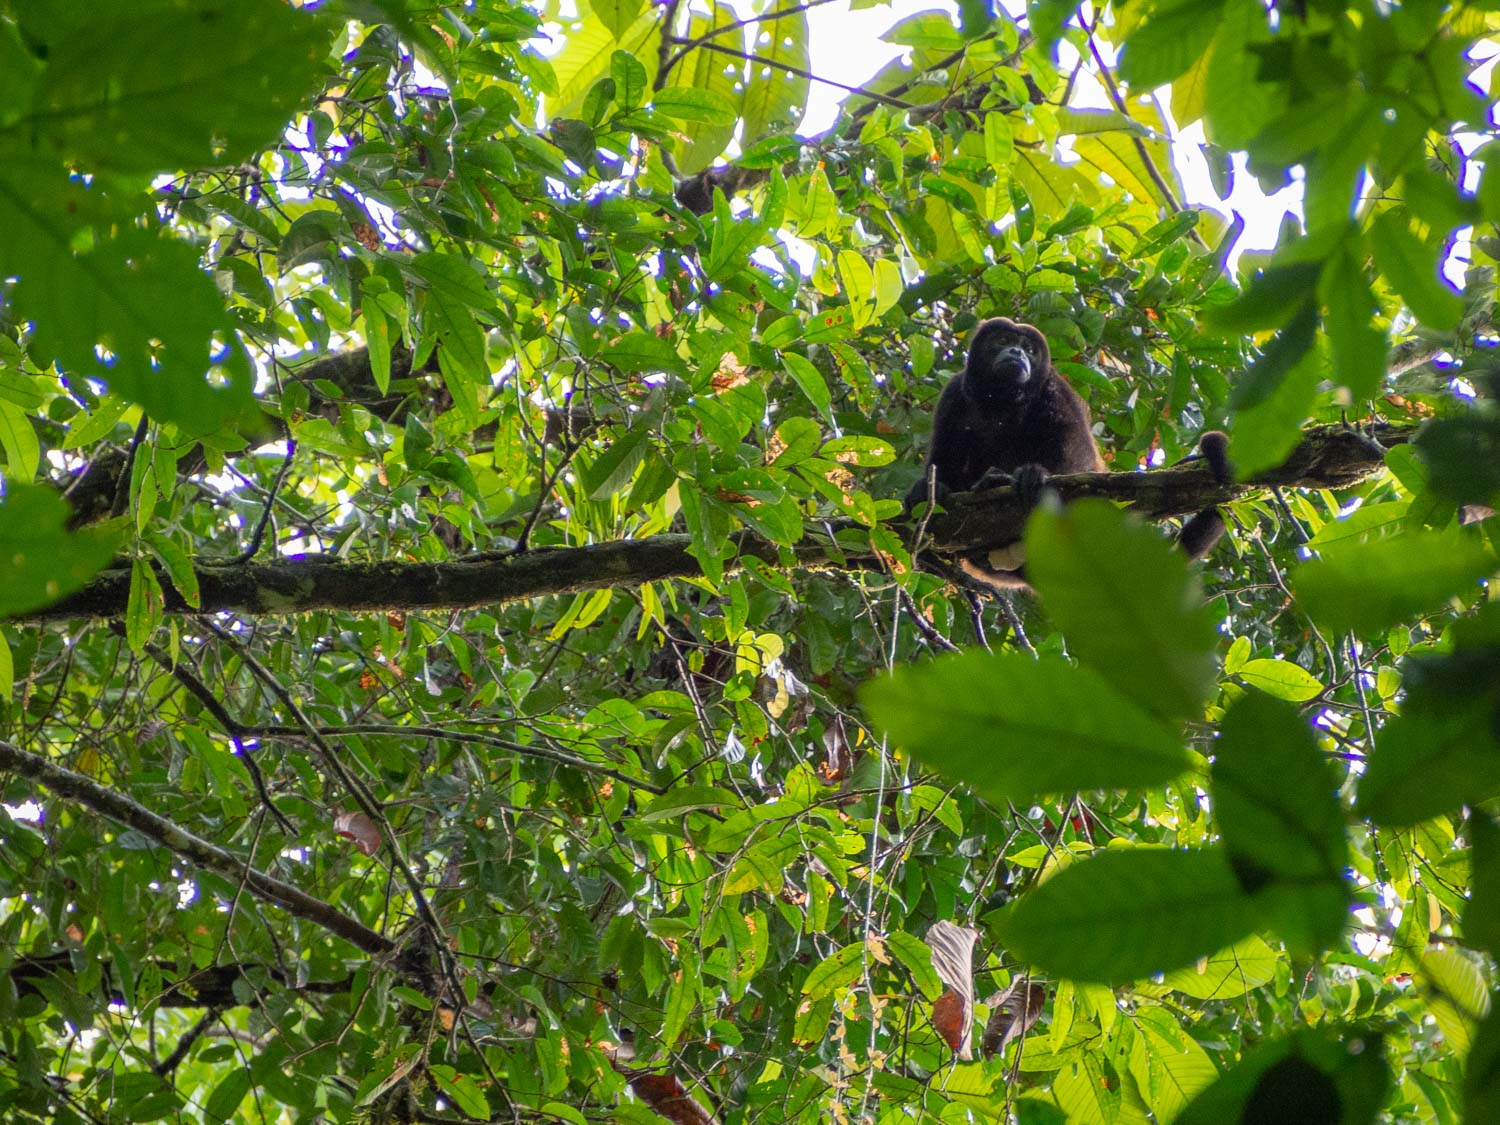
[974,463,1049,508]
[1013,464,1050,508]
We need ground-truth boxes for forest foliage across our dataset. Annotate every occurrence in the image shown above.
[2,0,1500,1121]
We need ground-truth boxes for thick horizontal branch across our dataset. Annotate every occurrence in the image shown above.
[0,739,396,958]
[18,424,1406,623]
[9,952,352,1009]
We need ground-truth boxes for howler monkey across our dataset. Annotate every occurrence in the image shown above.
[906,317,1229,590]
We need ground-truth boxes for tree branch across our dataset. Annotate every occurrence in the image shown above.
[15,424,1408,623]
[0,739,396,958]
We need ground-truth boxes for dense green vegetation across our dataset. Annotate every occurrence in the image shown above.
[2,0,1499,1120]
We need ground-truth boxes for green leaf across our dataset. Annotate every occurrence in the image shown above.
[819,436,892,467]
[126,556,164,652]
[1118,0,1226,89]
[782,353,830,413]
[1026,501,1218,723]
[364,308,393,397]
[1080,131,1182,213]
[601,332,688,376]
[580,426,649,501]
[610,50,649,111]
[0,485,124,618]
[1230,300,1318,412]
[1132,1009,1220,1121]
[862,652,1191,806]
[1235,658,1323,702]
[592,0,644,41]
[1357,703,1500,828]
[1464,815,1500,959]
[1133,935,1279,1000]
[204,1069,252,1121]
[837,251,876,330]
[1292,529,1493,635]
[1318,236,1388,402]
[0,399,39,480]
[1415,408,1500,508]
[143,532,200,610]
[740,0,809,142]
[650,86,738,126]
[1466,999,1500,1122]
[429,1065,490,1119]
[26,0,327,175]
[1178,1030,1391,1125]
[1372,209,1463,330]
[991,847,1260,982]
[1212,693,1349,955]
[802,942,864,1000]
[1008,178,1035,243]
[0,218,256,432]
[1202,0,1283,149]
[1202,261,1321,334]
[0,631,12,702]
[1229,349,1321,477]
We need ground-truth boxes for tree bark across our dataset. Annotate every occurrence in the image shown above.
[14,424,1407,623]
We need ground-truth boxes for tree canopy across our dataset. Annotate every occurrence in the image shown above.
[1,0,1499,1121]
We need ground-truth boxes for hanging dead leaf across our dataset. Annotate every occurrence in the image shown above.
[981,979,1046,1059]
[928,920,979,1060]
[627,1072,719,1125]
[333,810,381,856]
[933,988,968,1055]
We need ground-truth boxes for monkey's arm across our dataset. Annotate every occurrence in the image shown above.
[905,380,972,511]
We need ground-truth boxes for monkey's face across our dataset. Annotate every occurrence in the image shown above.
[964,319,1049,409]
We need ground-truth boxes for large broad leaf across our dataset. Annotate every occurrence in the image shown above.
[1229,300,1318,412]
[1372,208,1463,331]
[1291,528,1493,636]
[1026,501,1218,724]
[1318,234,1388,402]
[1117,0,1226,89]
[1212,693,1349,956]
[1229,349,1322,477]
[0,485,124,618]
[20,0,326,176]
[590,0,644,42]
[1178,1029,1390,1125]
[657,0,738,174]
[1201,0,1285,148]
[1466,999,1500,1122]
[1202,260,1321,334]
[990,847,1260,983]
[410,253,498,415]
[549,9,661,116]
[1,210,257,431]
[739,0,809,144]
[861,651,1191,805]
[1132,935,1279,1000]
[1415,401,1500,508]
[1358,702,1500,828]
[1464,816,1500,959]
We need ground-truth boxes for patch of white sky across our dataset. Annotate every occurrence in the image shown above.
[799,0,1301,259]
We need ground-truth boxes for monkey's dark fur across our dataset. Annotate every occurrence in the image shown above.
[908,318,1229,590]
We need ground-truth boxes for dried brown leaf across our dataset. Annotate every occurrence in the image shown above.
[982,979,1047,1059]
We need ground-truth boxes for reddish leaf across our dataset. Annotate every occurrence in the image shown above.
[333,810,381,856]
[928,921,979,1060]
[933,988,969,1055]
[628,1073,718,1125]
